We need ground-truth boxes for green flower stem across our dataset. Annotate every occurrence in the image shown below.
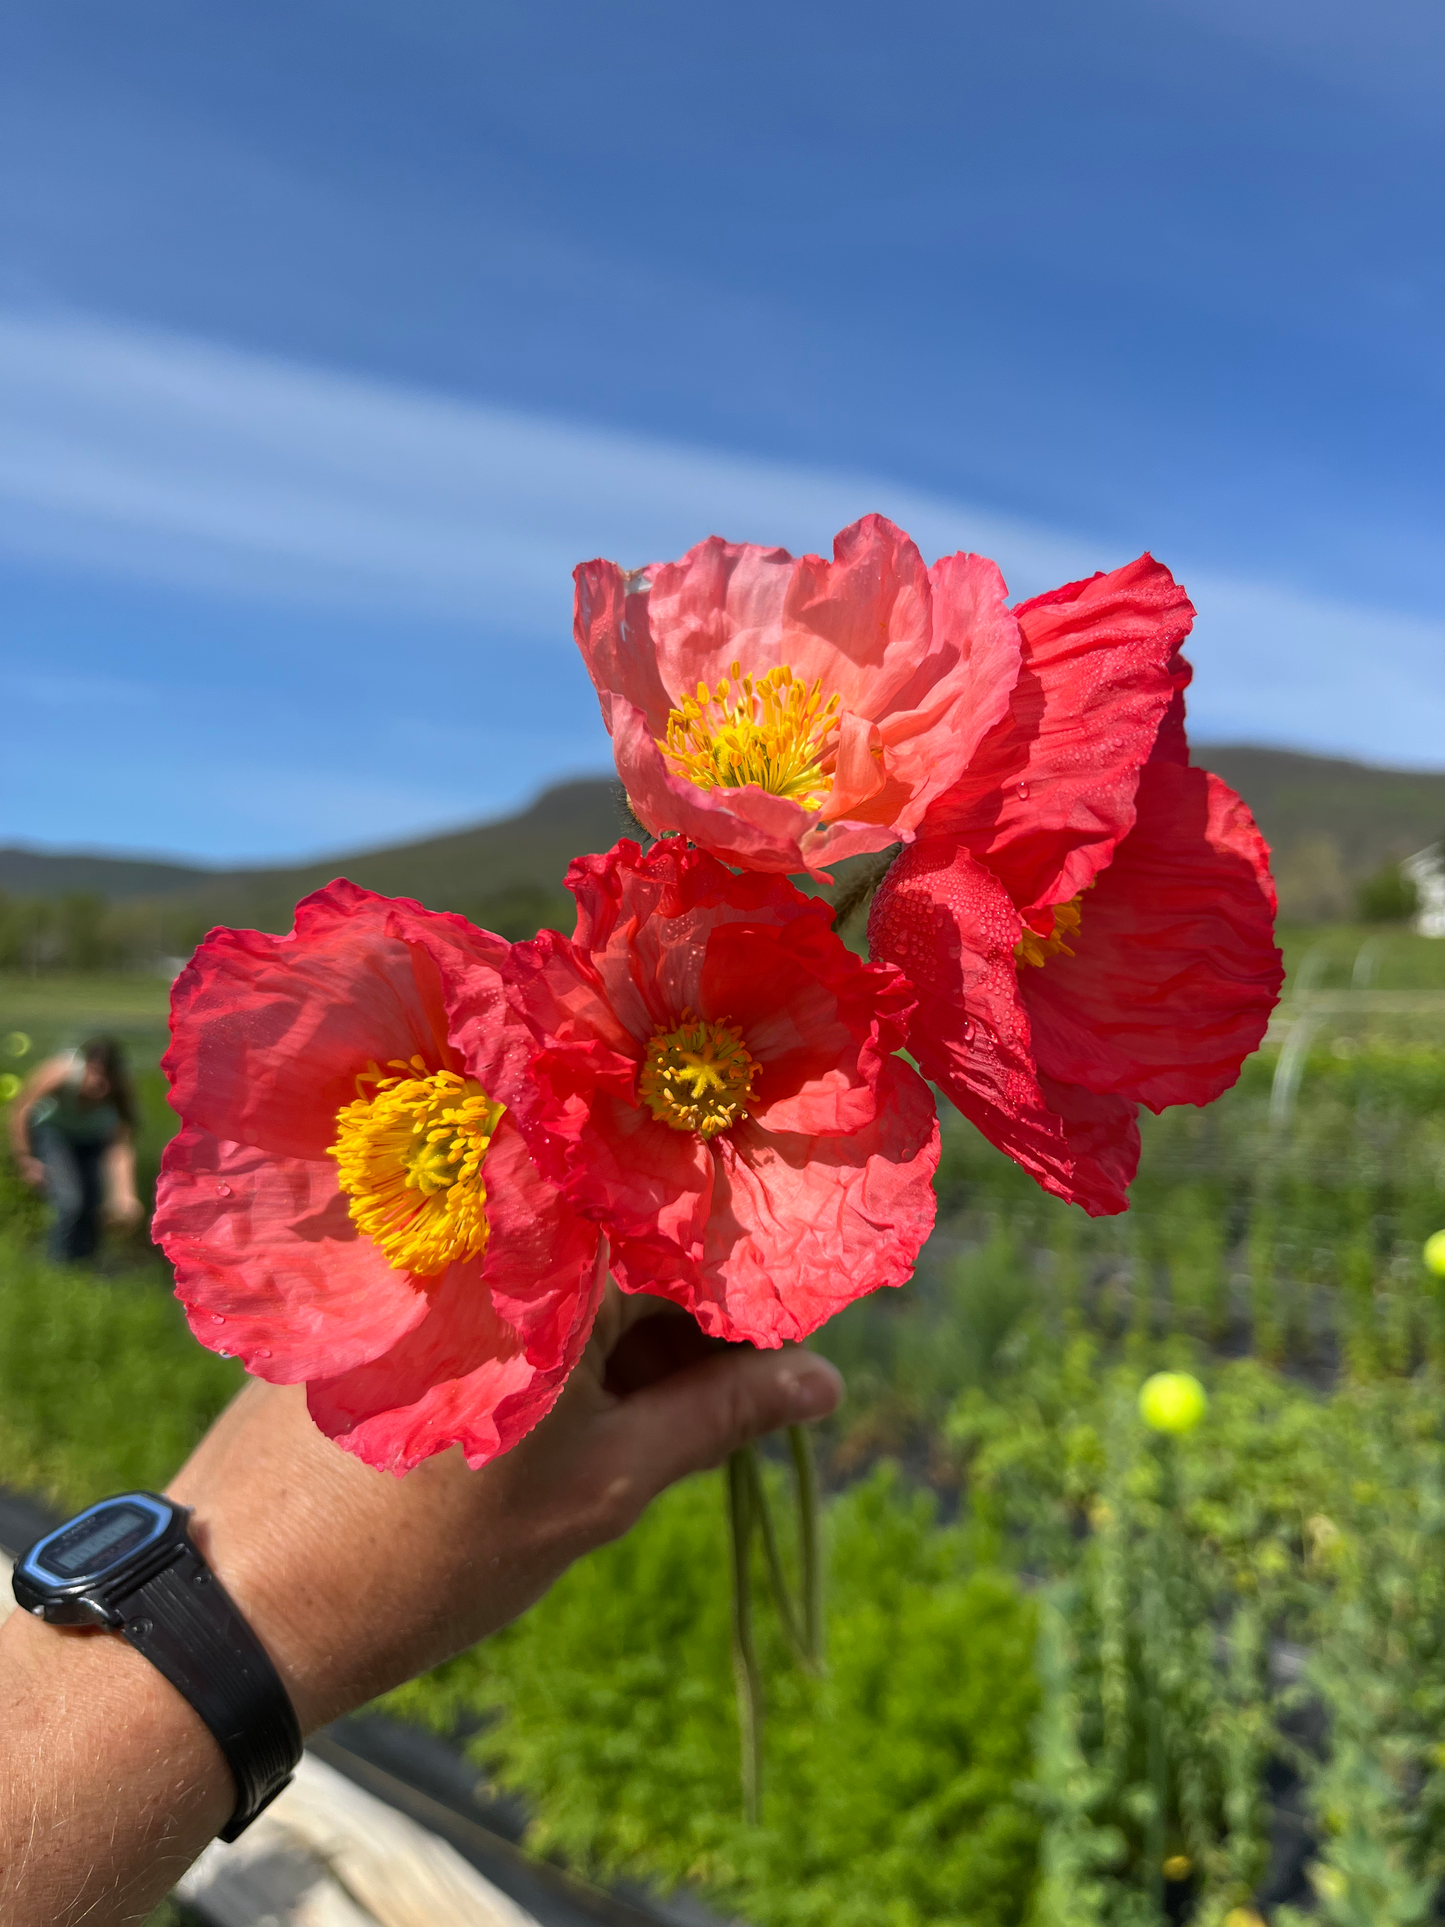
[726,1447,763,1824]
[741,1446,813,1672]
[788,1422,824,1667]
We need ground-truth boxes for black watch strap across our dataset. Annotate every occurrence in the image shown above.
[113,1543,302,1842]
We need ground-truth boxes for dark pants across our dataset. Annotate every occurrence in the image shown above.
[34,1127,109,1264]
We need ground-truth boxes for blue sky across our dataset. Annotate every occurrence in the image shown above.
[2,0,1442,862]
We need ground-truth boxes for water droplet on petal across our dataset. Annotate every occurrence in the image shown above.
[1017,781,1029,800]
[211,1314,226,1325]
[255,1348,272,1360]
[216,1183,232,1198]
[962,1020,976,1044]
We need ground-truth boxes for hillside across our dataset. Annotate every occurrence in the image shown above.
[0,848,213,900]
[3,748,1444,935]
[150,778,629,935]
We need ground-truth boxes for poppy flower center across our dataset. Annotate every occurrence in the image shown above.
[639,1013,759,1139]
[1015,895,1084,969]
[328,1059,505,1276]
[658,662,841,810]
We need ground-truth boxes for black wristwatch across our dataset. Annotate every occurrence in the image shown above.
[12,1491,302,1841]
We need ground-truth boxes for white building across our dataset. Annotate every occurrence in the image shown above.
[1402,842,1445,939]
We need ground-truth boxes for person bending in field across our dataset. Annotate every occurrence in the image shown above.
[8,1036,142,1263]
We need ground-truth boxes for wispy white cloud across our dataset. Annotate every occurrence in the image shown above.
[1,303,1441,771]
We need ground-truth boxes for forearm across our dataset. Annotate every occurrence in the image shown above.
[104,1139,137,1198]
[7,1099,34,1163]
[0,1609,231,1927]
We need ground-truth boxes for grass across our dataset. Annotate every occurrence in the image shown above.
[4,932,1445,1924]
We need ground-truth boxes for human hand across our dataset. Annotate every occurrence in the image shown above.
[103,1191,143,1227]
[17,1155,45,1190]
[167,1282,843,1731]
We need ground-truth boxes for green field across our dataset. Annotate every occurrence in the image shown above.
[4,931,1445,1925]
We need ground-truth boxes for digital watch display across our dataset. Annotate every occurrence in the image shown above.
[13,1491,302,1840]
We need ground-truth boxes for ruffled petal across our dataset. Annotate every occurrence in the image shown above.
[919,556,1195,919]
[1022,761,1283,1109]
[702,919,913,1136]
[555,1089,716,1296]
[470,1119,605,1370]
[1037,1075,1139,1217]
[868,838,1133,1216]
[163,880,515,1161]
[675,1057,940,1346]
[559,839,834,1041]
[154,1125,430,1380]
[807,549,1023,849]
[307,1226,607,1476]
[573,557,679,735]
[625,535,798,729]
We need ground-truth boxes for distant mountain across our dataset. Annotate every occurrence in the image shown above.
[3,751,1443,932]
[0,848,215,900]
[0,779,629,951]
[160,778,631,934]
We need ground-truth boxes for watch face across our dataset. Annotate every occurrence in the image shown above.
[22,1495,171,1588]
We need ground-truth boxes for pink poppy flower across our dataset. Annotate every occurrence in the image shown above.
[573,514,1021,877]
[509,838,940,1345]
[153,882,604,1473]
[869,558,1282,1215]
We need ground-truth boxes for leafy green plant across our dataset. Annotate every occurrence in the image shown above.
[0,1232,239,1507]
[386,1466,1041,1927]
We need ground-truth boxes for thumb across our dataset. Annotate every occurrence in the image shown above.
[603,1344,843,1515]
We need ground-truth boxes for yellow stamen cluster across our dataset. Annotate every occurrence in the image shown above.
[639,1013,759,1139]
[658,661,841,810]
[329,1058,505,1276]
[1016,895,1085,969]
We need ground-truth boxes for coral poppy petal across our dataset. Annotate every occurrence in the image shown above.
[306,1229,606,1476]
[639,535,799,719]
[674,1059,940,1346]
[919,555,1195,917]
[471,1119,605,1368]
[561,1090,715,1284]
[701,918,910,1136]
[573,557,678,734]
[154,1126,429,1380]
[869,838,1080,1199]
[1036,1074,1139,1216]
[1023,761,1283,1108]
[163,880,513,1161]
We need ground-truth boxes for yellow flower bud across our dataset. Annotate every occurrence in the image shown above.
[1138,1371,1208,1434]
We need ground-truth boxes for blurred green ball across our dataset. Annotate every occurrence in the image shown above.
[1139,1371,1208,1435]
[0,1072,19,1102]
[1424,1232,1445,1278]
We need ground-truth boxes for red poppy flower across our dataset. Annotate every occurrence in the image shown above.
[868,557,1282,1215]
[152,882,604,1473]
[573,514,1021,877]
[508,838,940,1345]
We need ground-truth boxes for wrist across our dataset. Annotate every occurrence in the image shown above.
[0,1606,233,1921]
